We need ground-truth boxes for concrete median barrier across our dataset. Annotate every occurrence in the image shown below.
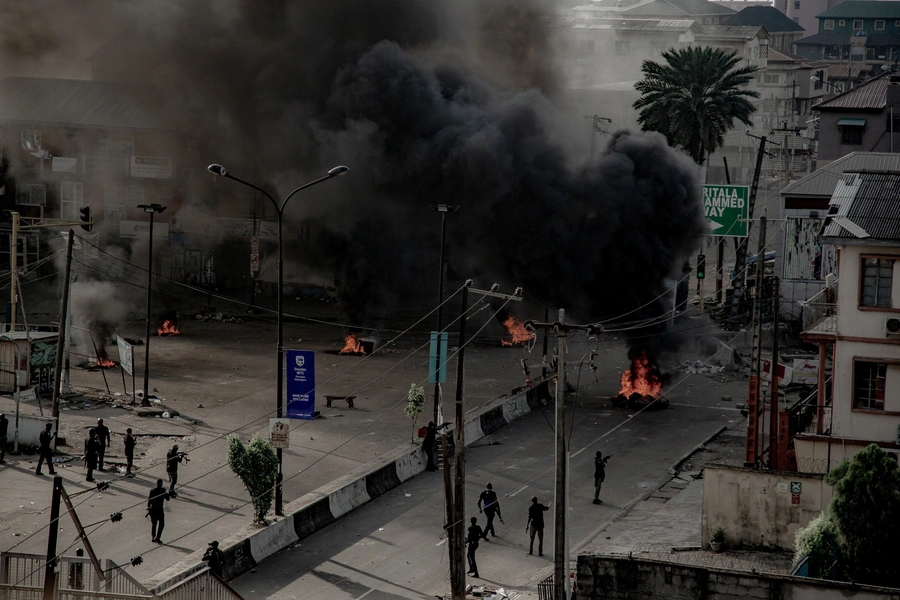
[329,477,370,518]
[365,462,401,500]
[249,514,299,564]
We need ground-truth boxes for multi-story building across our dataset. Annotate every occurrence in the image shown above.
[723,5,806,52]
[794,0,900,64]
[796,169,900,471]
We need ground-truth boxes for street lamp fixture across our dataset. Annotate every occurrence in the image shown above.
[207,163,349,515]
[810,75,842,93]
[137,204,167,408]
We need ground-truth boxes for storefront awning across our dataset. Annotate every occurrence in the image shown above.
[837,118,866,126]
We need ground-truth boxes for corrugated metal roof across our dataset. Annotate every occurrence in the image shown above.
[781,152,900,197]
[826,63,872,79]
[764,46,804,61]
[821,171,900,242]
[0,77,185,130]
[819,1,900,20]
[723,6,805,32]
[695,24,768,39]
[573,18,697,30]
[621,0,735,15]
[814,72,888,110]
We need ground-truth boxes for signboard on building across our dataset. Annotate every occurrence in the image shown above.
[703,185,749,237]
[131,156,173,179]
[116,336,134,375]
[51,157,78,173]
[269,418,291,449]
[119,221,169,239]
[286,350,316,420]
[29,336,57,394]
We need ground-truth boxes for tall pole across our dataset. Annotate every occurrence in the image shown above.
[745,215,767,465]
[10,211,18,330]
[51,231,74,420]
[554,309,568,600]
[142,212,155,407]
[769,276,780,470]
[450,285,469,600]
[42,476,62,600]
[433,210,448,425]
[731,136,767,322]
[275,209,284,516]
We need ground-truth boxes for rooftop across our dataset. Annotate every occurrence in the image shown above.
[723,6,805,32]
[0,77,186,130]
[818,0,900,20]
[781,153,900,198]
[621,0,736,17]
[821,170,900,244]
[813,72,889,111]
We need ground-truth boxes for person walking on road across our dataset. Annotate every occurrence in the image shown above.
[466,516,487,578]
[94,418,110,470]
[147,479,170,543]
[166,444,186,496]
[526,496,550,556]
[478,483,504,537]
[593,451,610,505]
[0,413,8,463]
[35,423,57,475]
[422,421,437,471]
[84,429,100,482]
[123,429,137,477]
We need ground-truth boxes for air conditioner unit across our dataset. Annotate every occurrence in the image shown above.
[885,317,900,336]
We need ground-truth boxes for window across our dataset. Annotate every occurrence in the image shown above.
[888,114,900,133]
[839,20,845,26]
[875,20,885,30]
[853,20,863,30]
[60,182,83,221]
[854,361,886,410]
[841,123,864,144]
[15,183,46,206]
[896,20,900,26]
[98,135,134,156]
[794,17,799,23]
[861,257,894,307]
[20,129,41,150]
[794,1,799,8]
[615,40,630,55]
[813,70,824,90]
[824,19,834,30]
[765,74,780,84]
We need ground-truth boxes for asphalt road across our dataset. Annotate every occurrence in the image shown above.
[230,339,747,600]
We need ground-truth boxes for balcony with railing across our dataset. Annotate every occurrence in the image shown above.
[801,279,838,339]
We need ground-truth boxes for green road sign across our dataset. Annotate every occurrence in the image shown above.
[703,184,749,237]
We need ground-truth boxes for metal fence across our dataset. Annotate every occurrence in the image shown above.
[801,282,838,334]
[155,568,244,600]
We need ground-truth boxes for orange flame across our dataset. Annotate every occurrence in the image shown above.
[501,316,535,347]
[340,333,366,355]
[157,320,180,336]
[619,353,663,397]
[96,357,116,368]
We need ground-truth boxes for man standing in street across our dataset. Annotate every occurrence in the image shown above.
[35,423,56,475]
[0,413,8,463]
[593,451,610,505]
[94,418,110,471]
[123,429,137,477]
[478,483,504,538]
[526,496,550,556]
[84,429,100,482]
[147,479,170,543]
[466,516,487,578]
[166,444,185,496]
[422,421,437,471]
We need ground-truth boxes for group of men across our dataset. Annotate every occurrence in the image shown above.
[463,451,611,578]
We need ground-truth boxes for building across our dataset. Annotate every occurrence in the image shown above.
[796,169,900,472]
[723,5,807,52]
[794,0,900,64]
[776,0,843,37]
[812,71,900,165]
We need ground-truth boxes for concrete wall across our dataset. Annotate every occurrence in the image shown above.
[702,464,832,550]
[576,555,900,600]
[145,381,553,590]
[3,414,57,448]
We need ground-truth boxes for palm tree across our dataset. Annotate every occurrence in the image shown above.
[633,46,759,165]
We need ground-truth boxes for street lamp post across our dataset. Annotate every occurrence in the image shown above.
[137,204,167,408]
[810,75,842,94]
[207,163,349,515]
[430,204,459,425]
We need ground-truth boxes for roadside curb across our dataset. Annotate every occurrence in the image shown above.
[146,379,553,590]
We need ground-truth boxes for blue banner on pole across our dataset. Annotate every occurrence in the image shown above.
[286,349,316,420]
[428,332,448,384]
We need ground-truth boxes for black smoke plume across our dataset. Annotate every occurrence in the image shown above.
[4,1,705,356]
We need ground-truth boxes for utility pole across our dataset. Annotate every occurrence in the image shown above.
[445,282,522,600]
[51,231,74,421]
[10,211,18,330]
[769,276,780,470]
[432,204,459,426]
[730,135,768,323]
[524,313,602,600]
[583,114,612,157]
[42,476,62,600]
[745,216,767,466]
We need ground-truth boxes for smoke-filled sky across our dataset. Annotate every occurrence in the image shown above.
[4,0,705,345]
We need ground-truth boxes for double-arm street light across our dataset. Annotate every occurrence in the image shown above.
[811,75,842,94]
[137,203,167,408]
[207,163,349,515]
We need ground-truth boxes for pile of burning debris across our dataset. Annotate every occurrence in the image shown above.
[195,312,244,324]
[612,352,670,410]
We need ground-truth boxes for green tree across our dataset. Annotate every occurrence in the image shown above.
[227,434,279,524]
[405,383,425,443]
[793,511,841,578]
[633,46,759,165]
[824,443,900,584]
